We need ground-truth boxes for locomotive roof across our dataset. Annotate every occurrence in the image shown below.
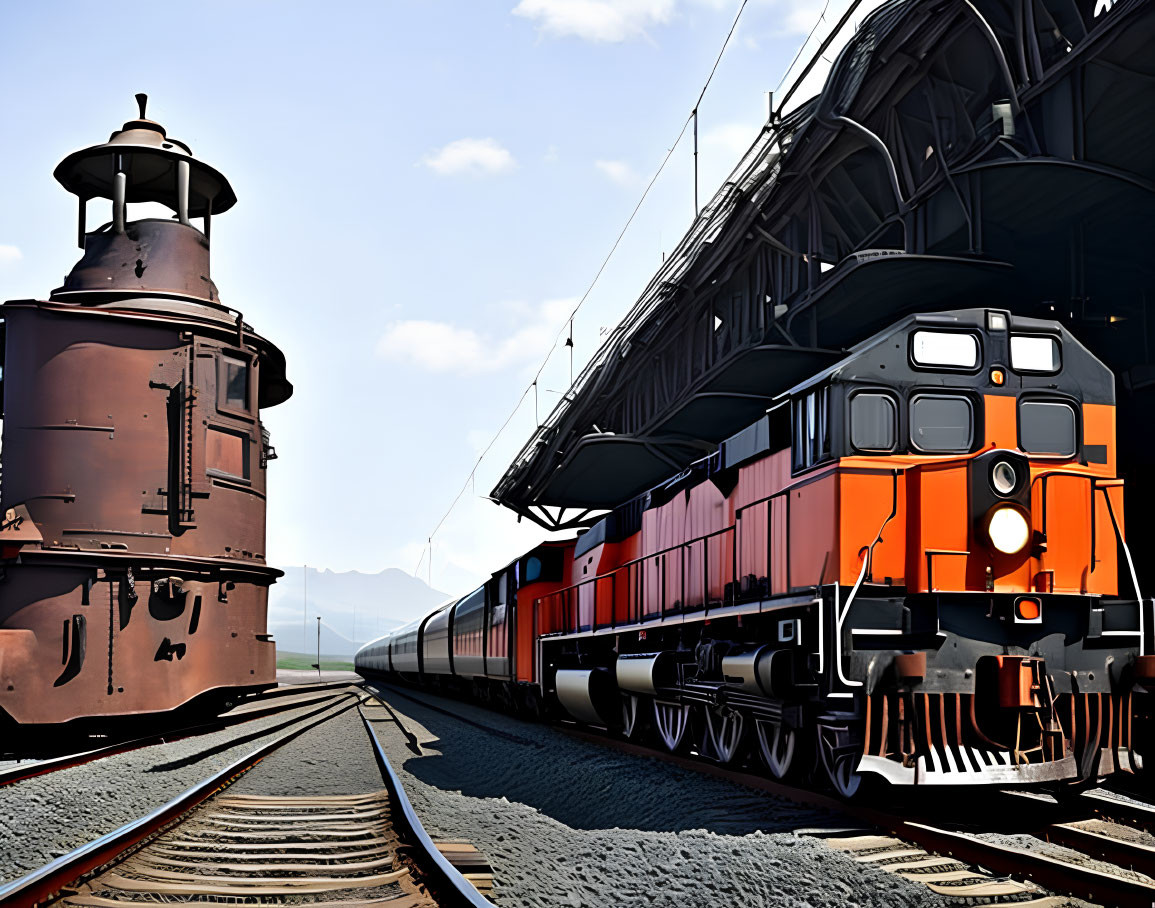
[782,307,1113,402]
[54,95,237,217]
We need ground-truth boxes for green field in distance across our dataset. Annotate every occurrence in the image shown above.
[275,650,355,672]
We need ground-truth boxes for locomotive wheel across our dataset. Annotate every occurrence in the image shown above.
[652,700,690,753]
[816,717,865,798]
[700,705,746,764]
[620,693,644,740]
[755,718,800,780]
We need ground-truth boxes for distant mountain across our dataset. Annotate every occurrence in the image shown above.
[268,566,448,657]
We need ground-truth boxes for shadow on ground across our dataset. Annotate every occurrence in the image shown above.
[371,682,846,835]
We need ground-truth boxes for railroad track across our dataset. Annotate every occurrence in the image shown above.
[557,724,1155,906]
[373,681,1155,908]
[0,683,364,788]
[0,691,495,908]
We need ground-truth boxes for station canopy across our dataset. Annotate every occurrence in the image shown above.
[493,0,1155,530]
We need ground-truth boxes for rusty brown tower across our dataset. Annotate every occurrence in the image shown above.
[0,96,292,727]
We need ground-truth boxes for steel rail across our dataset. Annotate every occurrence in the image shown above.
[0,693,363,907]
[554,723,1155,907]
[1042,821,1155,872]
[359,695,496,908]
[0,687,359,788]
[901,822,1155,908]
[256,679,364,699]
[1082,789,1155,828]
[370,681,1155,901]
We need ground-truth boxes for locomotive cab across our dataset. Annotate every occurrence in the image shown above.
[775,309,1140,787]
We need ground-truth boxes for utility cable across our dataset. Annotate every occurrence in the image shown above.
[410,0,773,580]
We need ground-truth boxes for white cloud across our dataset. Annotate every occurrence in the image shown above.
[513,0,676,42]
[377,298,576,376]
[376,321,488,372]
[595,159,636,186]
[511,0,828,45]
[0,245,22,267]
[421,137,516,176]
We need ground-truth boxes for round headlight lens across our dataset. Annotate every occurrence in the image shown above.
[988,506,1030,554]
[991,460,1018,496]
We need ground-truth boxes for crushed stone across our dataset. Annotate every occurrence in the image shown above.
[227,706,383,796]
[366,683,948,908]
[0,692,360,884]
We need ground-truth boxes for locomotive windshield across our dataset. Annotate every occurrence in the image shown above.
[911,330,979,369]
[792,385,831,471]
[1019,399,1077,456]
[849,392,897,453]
[909,394,974,453]
[1010,335,1061,373]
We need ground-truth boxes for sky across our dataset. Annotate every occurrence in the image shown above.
[0,0,872,601]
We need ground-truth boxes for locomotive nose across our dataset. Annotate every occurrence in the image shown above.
[969,449,1034,558]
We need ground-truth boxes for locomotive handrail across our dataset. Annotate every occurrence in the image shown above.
[833,469,898,689]
[540,464,894,636]
[538,462,1132,641]
[1097,481,1145,655]
[540,525,741,636]
[1029,468,1138,604]
[539,478,807,636]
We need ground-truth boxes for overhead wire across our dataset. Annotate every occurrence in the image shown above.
[411,0,819,582]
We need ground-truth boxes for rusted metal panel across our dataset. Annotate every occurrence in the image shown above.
[0,98,291,726]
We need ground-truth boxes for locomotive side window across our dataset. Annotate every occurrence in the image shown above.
[911,330,979,369]
[206,427,251,480]
[1010,335,1061,373]
[909,394,974,453]
[219,355,250,412]
[792,385,831,472]
[850,392,897,452]
[520,547,563,586]
[454,589,485,660]
[1019,400,1076,456]
[490,571,508,651]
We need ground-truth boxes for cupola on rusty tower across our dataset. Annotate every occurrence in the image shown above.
[0,96,292,727]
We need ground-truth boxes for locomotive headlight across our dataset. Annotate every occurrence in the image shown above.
[986,505,1030,555]
[991,460,1018,496]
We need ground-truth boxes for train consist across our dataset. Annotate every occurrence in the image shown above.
[0,97,292,729]
[357,309,1153,794]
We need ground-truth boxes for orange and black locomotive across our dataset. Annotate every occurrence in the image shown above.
[358,308,1150,793]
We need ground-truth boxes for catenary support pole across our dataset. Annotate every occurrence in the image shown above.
[693,108,699,216]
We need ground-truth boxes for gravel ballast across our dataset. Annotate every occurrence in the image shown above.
[366,683,948,908]
[227,706,383,797]
[0,690,361,884]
